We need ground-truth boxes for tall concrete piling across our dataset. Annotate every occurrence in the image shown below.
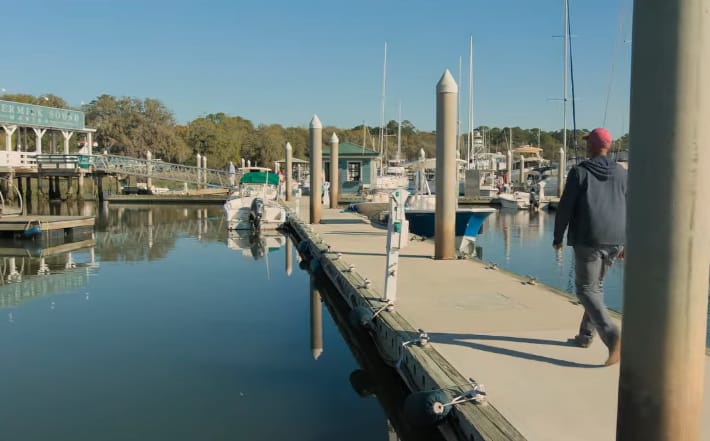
[329,132,339,209]
[616,1,710,439]
[146,151,153,192]
[285,142,293,202]
[202,155,207,188]
[309,115,323,224]
[434,70,458,260]
[196,153,202,189]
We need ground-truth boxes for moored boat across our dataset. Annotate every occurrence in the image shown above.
[223,168,287,231]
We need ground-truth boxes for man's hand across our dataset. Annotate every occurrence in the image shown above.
[617,248,625,259]
[552,241,563,250]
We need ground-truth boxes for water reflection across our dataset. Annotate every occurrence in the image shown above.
[303,268,444,441]
[226,230,286,261]
[95,205,223,261]
[0,240,96,311]
[310,275,323,360]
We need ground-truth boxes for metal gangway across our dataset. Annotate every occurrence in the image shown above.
[89,154,234,188]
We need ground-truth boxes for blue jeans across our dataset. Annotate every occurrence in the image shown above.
[573,245,622,348]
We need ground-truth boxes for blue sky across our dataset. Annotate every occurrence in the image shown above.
[4,0,633,137]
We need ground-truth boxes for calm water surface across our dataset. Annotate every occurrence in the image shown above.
[475,208,710,345]
[0,204,437,441]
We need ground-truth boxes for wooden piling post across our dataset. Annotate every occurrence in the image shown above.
[285,142,293,202]
[434,70,458,260]
[97,176,104,204]
[309,115,323,224]
[78,171,84,200]
[146,150,152,192]
[617,1,710,439]
[329,132,339,208]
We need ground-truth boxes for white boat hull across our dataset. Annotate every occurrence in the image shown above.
[224,195,286,231]
[498,192,550,210]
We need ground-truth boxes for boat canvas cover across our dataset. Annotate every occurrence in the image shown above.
[240,171,280,186]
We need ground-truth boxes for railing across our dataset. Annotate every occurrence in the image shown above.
[1,153,235,188]
[1,151,38,168]
[91,154,233,188]
[35,154,92,170]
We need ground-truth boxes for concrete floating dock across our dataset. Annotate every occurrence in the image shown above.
[285,198,710,441]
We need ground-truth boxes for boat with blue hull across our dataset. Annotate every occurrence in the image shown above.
[404,207,495,238]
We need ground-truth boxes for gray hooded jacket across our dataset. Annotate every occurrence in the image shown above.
[553,156,627,247]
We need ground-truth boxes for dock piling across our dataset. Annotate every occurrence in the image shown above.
[329,133,339,209]
[285,142,293,202]
[434,70,458,260]
[146,151,152,192]
[309,115,323,224]
[617,0,710,439]
[196,153,202,189]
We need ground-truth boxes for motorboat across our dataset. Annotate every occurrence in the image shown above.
[403,193,496,238]
[498,188,550,211]
[223,167,287,231]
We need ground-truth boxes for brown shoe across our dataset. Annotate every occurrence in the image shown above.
[605,337,621,366]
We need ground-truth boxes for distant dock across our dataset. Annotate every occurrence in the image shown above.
[0,215,94,242]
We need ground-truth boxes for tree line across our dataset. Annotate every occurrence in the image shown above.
[1,93,629,169]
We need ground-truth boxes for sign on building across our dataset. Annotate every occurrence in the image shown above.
[0,100,85,131]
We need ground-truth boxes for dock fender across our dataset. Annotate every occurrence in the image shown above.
[349,306,374,329]
[309,258,321,274]
[297,240,311,254]
[349,369,376,398]
[402,389,453,428]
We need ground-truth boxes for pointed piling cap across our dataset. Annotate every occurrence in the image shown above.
[437,69,458,94]
[310,114,322,129]
[329,132,339,144]
[285,142,292,151]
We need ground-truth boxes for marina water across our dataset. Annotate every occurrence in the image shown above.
[0,205,440,441]
[1,204,706,440]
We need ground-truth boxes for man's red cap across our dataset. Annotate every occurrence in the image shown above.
[583,128,612,149]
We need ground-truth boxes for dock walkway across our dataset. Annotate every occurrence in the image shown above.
[286,198,710,441]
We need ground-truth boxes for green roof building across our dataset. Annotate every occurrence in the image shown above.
[322,142,379,193]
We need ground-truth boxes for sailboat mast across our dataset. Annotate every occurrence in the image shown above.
[362,121,366,148]
[379,42,388,163]
[457,56,462,160]
[468,34,474,170]
[563,0,569,163]
[397,102,402,161]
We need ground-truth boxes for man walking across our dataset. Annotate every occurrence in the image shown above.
[553,128,626,366]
